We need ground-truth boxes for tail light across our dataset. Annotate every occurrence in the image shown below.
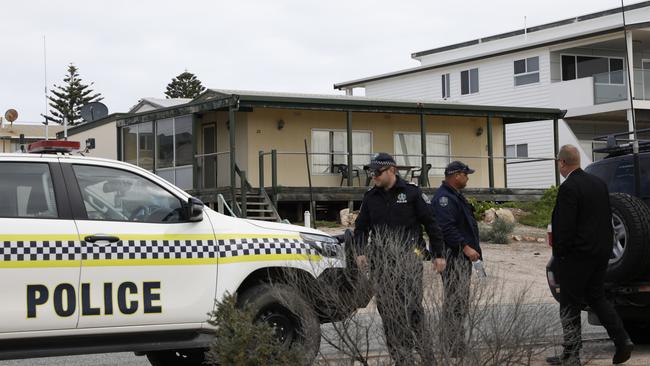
[547,224,553,247]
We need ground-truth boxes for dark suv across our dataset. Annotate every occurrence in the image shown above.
[546,129,650,343]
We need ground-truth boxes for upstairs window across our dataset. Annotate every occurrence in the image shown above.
[561,55,624,84]
[514,57,540,86]
[441,73,450,98]
[460,68,479,95]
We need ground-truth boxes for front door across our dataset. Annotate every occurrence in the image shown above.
[62,160,218,329]
[0,160,81,333]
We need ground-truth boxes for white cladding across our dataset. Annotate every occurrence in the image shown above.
[365,49,562,188]
[367,49,552,108]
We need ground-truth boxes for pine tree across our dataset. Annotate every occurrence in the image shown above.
[45,64,103,126]
[165,70,206,99]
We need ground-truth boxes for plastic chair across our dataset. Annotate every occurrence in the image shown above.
[410,164,431,187]
[333,164,360,186]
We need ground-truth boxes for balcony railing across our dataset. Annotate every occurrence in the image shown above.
[634,68,650,101]
[593,70,627,104]
[593,68,650,104]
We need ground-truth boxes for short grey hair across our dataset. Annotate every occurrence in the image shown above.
[557,144,580,166]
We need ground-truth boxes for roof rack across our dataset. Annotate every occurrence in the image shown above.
[593,128,650,157]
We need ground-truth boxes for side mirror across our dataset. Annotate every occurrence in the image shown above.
[185,197,204,222]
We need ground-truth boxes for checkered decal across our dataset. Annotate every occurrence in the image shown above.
[0,237,318,262]
[1,240,79,262]
[218,237,318,258]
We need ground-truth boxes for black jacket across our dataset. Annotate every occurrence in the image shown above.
[353,176,444,258]
[431,182,481,259]
[552,168,613,260]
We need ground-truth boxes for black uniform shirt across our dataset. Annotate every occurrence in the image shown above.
[353,176,444,258]
[431,181,481,258]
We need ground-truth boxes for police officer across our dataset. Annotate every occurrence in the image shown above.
[432,160,481,356]
[354,152,445,365]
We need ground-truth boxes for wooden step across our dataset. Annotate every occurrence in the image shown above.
[244,209,274,213]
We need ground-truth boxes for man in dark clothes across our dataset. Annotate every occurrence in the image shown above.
[432,161,482,356]
[547,144,633,365]
[354,153,446,365]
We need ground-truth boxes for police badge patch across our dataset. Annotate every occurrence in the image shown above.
[397,193,407,203]
[439,196,449,207]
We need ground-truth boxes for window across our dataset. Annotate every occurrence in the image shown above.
[0,163,58,218]
[311,130,372,174]
[156,118,174,170]
[122,126,138,166]
[514,57,540,86]
[138,122,154,171]
[121,115,194,189]
[610,160,635,196]
[506,143,528,158]
[393,133,450,175]
[561,55,624,84]
[73,165,184,223]
[441,73,450,98]
[460,68,479,95]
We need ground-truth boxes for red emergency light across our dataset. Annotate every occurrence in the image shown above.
[27,140,81,154]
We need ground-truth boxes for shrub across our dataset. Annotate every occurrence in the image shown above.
[517,186,558,228]
[467,197,501,220]
[478,222,493,242]
[205,293,304,366]
[490,216,515,244]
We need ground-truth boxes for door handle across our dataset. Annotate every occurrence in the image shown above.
[84,235,120,243]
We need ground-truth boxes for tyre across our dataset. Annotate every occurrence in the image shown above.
[606,193,650,282]
[146,349,206,366]
[238,283,321,364]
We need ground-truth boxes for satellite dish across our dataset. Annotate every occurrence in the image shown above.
[80,102,108,122]
[4,109,18,123]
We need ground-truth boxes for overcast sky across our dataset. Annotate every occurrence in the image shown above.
[0,0,643,122]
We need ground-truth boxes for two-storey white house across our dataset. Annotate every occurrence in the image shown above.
[335,1,650,188]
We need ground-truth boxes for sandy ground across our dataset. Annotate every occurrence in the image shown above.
[318,223,553,302]
[316,223,650,365]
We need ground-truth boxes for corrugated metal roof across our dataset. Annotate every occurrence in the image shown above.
[208,88,456,105]
[128,97,192,113]
[116,88,565,127]
[144,97,192,108]
[206,88,564,116]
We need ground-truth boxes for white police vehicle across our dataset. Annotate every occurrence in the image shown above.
[0,140,350,365]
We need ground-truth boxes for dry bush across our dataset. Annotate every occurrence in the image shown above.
[275,228,565,365]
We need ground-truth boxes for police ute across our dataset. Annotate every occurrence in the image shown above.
[0,140,355,365]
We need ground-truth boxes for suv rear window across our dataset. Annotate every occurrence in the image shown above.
[0,163,58,218]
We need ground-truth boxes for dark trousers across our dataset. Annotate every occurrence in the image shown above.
[374,260,430,365]
[440,255,472,353]
[558,257,628,355]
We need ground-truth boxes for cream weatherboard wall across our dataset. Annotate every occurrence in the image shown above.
[227,108,505,189]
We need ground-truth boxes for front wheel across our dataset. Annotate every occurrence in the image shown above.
[238,283,321,364]
[146,349,206,366]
